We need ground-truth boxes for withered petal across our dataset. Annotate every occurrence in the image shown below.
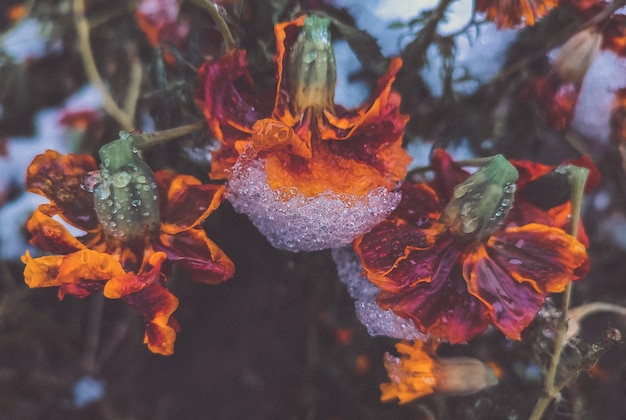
[157,171,225,233]
[197,49,264,143]
[26,150,100,231]
[376,246,490,343]
[26,206,90,254]
[122,281,179,356]
[55,250,127,298]
[355,220,438,280]
[22,251,64,289]
[104,251,168,299]
[251,119,312,159]
[158,229,235,284]
[464,245,546,340]
[486,223,589,293]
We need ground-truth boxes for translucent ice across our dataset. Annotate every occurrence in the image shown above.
[331,246,425,340]
[226,155,402,252]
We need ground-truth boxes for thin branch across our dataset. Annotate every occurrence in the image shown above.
[128,120,206,149]
[528,165,589,420]
[73,0,134,130]
[187,0,237,52]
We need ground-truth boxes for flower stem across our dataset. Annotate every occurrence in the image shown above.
[73,0,135,131]
[528,165,589,420]
[126,120,206,149]
[188,0,237,51]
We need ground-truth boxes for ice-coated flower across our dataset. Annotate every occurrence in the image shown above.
[21,135,234,355]
[197,15,411,251]
[354,149,590,343]
[381,340,498,404]
[476,0,558,28]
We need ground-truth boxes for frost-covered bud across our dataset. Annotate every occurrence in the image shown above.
[440,155,518,242]
[287,15,336,116]
[553,28,601,85]
[93,133,160,241]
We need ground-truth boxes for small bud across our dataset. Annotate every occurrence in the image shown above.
[553,28,602,85]
[287,15,337,117]
[440,155,518,242]
[381,341,498,404]
[93,133,160,241]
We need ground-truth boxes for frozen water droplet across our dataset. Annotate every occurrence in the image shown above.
[94,183,111,200]
[131,199,141,207]
[103,158,110,168]
[111,171,132,188]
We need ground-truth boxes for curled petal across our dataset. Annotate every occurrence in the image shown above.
[22,249,125,299]
[464,245,546,340]
[104,251,168,299]
[122,281,179,356]
[377,246,490,343]
[158,229,235,284]
[197,49,265,142]
[56,250,126,298]
[26,150,100,231]
[251,119,312,159]
[157,171,225,233]
[26,206,89,254]
[354,220,440,280]
[22,251,64,289]
[487,223,589,293]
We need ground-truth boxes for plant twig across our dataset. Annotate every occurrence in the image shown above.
[73,0,135,130]
[128,120,206,149]
[528,165,589,420]
[188,0,237,52]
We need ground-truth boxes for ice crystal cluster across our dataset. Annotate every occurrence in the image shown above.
[331,246,424,340]
[226,155,402,252]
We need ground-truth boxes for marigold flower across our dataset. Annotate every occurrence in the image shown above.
[381,340,498,404]
[21,135,234,355]
[476,0,559,28]
[354,150,590,343]
[197,15,411,251]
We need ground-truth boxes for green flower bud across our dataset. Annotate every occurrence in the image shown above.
[440,155,518,242]
[93,133,160,241]
[287,15,336,117]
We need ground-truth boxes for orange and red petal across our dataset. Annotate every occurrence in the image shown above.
[464,245,546,340]
[122,281,180,356]
[251,119,312,159]
[376,246,491,343]
[156,171,225,234]
[26,206,90,254]
[197,49,269,144]
[56,250,127,298]
[486,224,589,293]
[158,229,235,284]
[22,249,126,299]
[104,251,168,299]
[26,150,101,231]
[262,148,387,197]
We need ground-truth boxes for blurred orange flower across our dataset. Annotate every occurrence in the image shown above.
[477,0,558,28]
[381,340,498,404]
[21,143,234,355]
